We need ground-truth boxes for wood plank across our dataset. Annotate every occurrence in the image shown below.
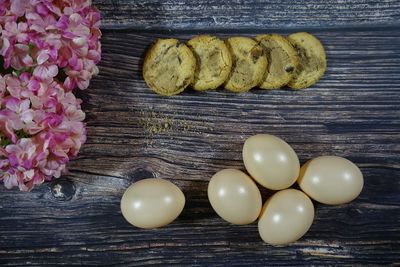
[93,0,400,29]
[0,26,399,265]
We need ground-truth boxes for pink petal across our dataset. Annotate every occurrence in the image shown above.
[33,65,58,79]
[35,3,48,16]
[63,77,75,90]
[5,97,20,111]
[10,0,29,17]
[3,173,19,189]
[8,154,18,167]
[28,79,40,92]
[37,51,49,65]
[21,110,34,123]
[47,65,59,77]
[20,99,30,111]
[0,36,10,56]
[72,37,86,47]
[77,78,90,90]
[69,13,82,25]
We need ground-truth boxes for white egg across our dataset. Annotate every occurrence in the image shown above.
[120,178,185,229]
[298,156,364,205]
[208,169,262,225]
[243,134,300,190]
[258,189,314,245]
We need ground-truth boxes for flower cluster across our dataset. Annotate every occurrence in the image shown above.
[0,0,101,191]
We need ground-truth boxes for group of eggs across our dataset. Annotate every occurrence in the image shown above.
[121,134,364,245]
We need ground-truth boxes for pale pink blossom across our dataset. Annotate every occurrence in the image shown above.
[3,21,29,43]
[33,63,58,80]
[10,0,32,17]
[0,1,11,17]
[5,72,39,98]
[9,43,33,70]
[0,0,100,191]
[25,10,57,33]
[1,0,101,89]
[0,75,87,190]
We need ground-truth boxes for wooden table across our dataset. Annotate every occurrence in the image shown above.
[1,1,399,266]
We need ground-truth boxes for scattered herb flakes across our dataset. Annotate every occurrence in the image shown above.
[139,110,175,135]
[138,110,199,147]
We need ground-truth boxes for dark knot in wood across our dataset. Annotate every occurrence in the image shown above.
[50,179,76,201]
[127,168,155,182]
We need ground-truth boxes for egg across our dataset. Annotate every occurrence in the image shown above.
[120,178,185,229]
[242,134,300,190]
[298,156,364,205]
[258,189,314,245]
[208,169,262,225]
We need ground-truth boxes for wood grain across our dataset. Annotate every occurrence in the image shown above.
[94,0,400,30]
[1,1,400,266]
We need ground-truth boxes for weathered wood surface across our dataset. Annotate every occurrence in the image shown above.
[1,1,400,266]
[97,0,400,29]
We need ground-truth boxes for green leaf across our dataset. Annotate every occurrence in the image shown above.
[0,130,32,148]
[0,133,11,147]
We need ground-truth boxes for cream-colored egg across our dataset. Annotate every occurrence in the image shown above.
[208,169,262,225]
[120,178,185,229]
[243,134,300,190]
[258,189,314,245]
[298,156,364,205]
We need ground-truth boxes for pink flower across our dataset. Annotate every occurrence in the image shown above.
[1,138,44,191]
[10,0,32,17]
[0,0,101,191]
[0,77,87,191]
[33,0,61,17]
[87,47,101,64]
[6,138,37,169]
[0,0,11,17]
[5,72,39,98]
[0,27,12,65]
[9,43,33,70]
[25,10,57,33]
[0,110,17,143]
[64,69,91,90]
[33,63,58,79]
[5,97,34,125]
[3,21,29,43]
[1,171,20,189]
[62,0,91,16]
[57,13,90,39]
[34,2,50,16]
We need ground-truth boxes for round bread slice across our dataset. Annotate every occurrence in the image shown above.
[143,38,196,96]
[187,35,232,91]
[256,34,299,89]
[287,32,327,89]
[224,37,268,93]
